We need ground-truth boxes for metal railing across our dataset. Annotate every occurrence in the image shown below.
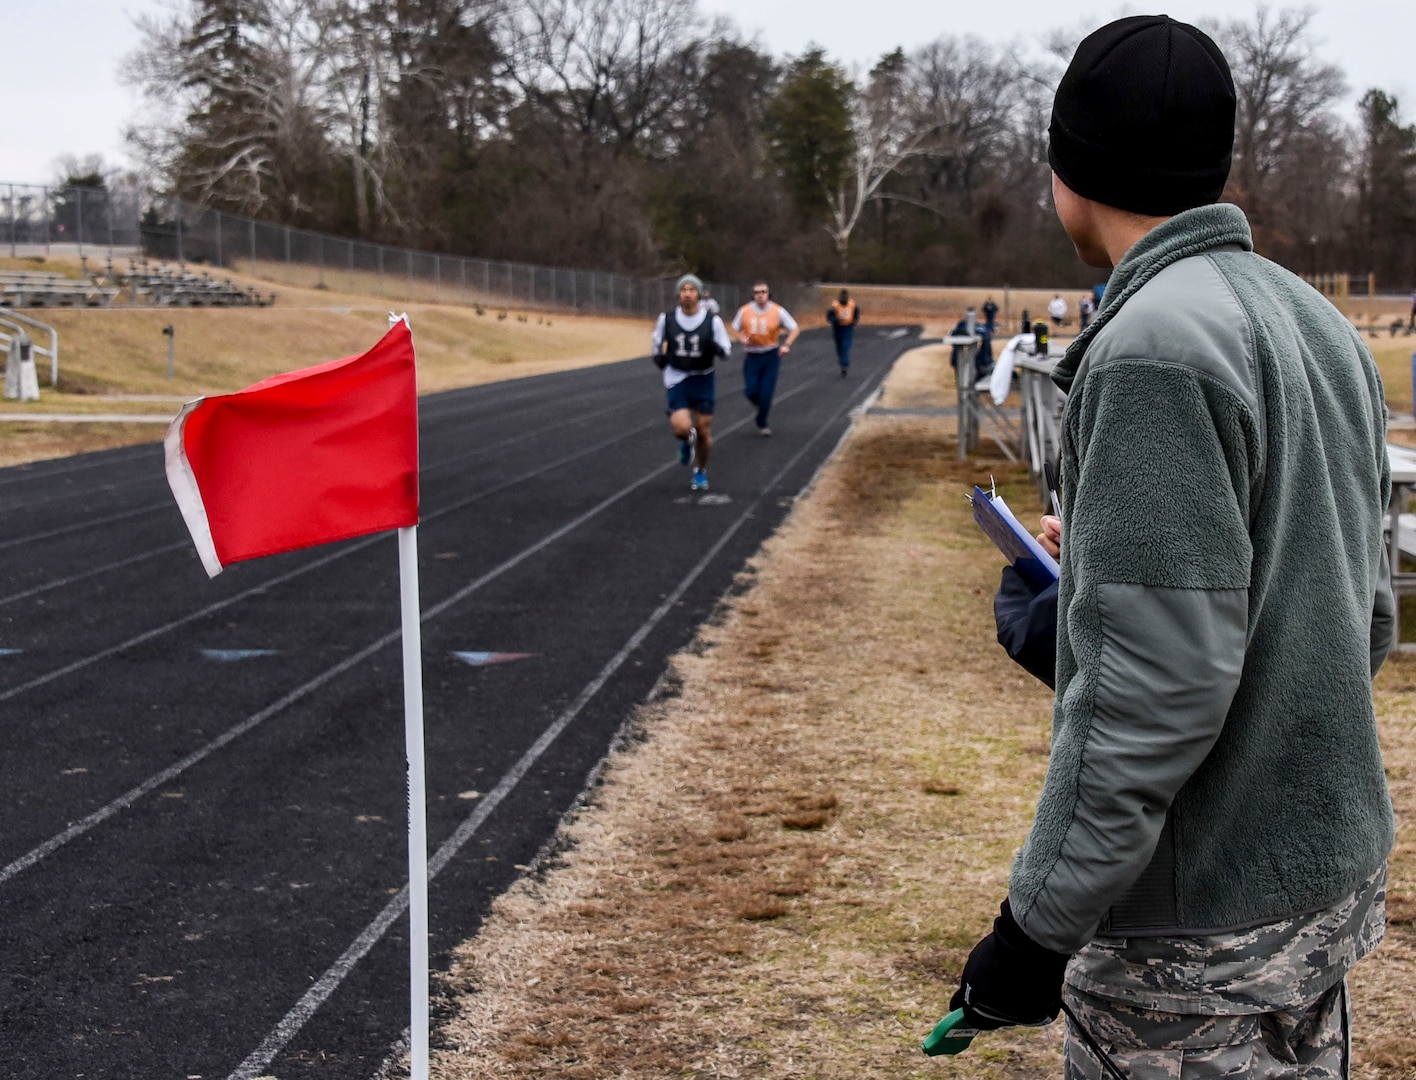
[0,309,58,386]
[1,183,144,255]
[1,184,815,319]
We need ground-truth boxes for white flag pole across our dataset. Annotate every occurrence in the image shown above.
[398,524,430,1080]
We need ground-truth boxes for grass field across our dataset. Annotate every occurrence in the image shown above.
[0,255,650,468]
[425,348,1416,1080]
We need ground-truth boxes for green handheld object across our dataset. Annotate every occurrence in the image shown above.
[921,1008,980,1056]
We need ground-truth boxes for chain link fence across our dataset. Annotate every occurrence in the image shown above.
[1,183,144,253]
[1,183,818,320]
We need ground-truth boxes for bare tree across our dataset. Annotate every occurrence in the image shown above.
[310,0,398,233]
[824,49,933,278]
[123,0,339,219]
[1211,6,1345,237]
[502,0,703,156]
[906,38,1026,210]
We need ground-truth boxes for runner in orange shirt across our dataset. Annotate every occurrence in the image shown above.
[827,289,860,376]
[732,282,800,436]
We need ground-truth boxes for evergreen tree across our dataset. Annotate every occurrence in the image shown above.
[766,49,854,222]
[1357,90,1416,288]
[176,0,277,210]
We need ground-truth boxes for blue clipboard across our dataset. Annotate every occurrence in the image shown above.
[971,485,1060,590]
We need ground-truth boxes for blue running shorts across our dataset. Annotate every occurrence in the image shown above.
[665,370,715,415]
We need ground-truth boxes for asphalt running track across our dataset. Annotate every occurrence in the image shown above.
[0,325,920,1079]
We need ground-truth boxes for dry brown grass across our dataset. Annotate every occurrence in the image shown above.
[424,346,1416,1080]
[831,282,1416,329]
[1371,335,1416,418]
[820,283,1090,333]
[0,254,649,467]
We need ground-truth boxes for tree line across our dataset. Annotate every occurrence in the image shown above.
[107,0,1416,290]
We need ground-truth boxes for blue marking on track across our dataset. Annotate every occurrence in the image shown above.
[0,648,21,656]
[200,648,280,662]
[451,651,533,667]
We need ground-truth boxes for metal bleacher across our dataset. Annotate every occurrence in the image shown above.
[0,270,118,308]
[119,259,275,308]
[0,259,275,310]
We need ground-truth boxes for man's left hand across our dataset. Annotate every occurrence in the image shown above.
[949,898,1070,1029]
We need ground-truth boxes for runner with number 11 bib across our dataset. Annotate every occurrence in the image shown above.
[651,274,734,491]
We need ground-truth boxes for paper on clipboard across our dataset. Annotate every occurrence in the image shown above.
[970,485,1060,590]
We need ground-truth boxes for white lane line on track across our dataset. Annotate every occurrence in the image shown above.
[0,377,825,881]
[0,354,859,890]
[418,391,646,478]
[0,395,655,602]
[0,542,192,609]
[0,389,641,548]
[0,502,173,552]
[0,364,831,702]
[0,413,665,706]
[0,457,670,889]
[3,475,154,513]
[229,355,893,1080]
[0,379,643,517]
[0,443,159,489]
[416,360,647,420]
[415,358,644,412]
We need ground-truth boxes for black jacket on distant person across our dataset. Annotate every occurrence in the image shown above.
[994,565,1058,689]
[949,319,994,379]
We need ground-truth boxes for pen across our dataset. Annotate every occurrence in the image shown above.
[1043,462,1062,521]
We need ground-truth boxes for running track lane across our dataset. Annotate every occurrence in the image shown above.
[0,326,919,1079]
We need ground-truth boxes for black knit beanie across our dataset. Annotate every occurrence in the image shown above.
[1049,15,1236,216]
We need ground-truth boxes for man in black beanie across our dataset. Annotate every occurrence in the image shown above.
[952,15,1395,1078]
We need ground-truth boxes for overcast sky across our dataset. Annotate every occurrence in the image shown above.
[2,0,1412,185]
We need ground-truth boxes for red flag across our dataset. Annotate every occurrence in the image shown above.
[165,318,419,577]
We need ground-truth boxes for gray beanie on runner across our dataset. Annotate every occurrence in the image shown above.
[676,274,704,295]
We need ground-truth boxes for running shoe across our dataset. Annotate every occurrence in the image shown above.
[758,426,772,437]
[691,468,709,491]
[840,366,848,377]
[678,427,696,466]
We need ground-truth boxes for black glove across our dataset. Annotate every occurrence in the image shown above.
[949,898,1070,1029]
[994,566,1059,689]
[653,353,669,370]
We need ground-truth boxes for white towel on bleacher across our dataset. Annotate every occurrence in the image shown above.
[990,333,1034,405]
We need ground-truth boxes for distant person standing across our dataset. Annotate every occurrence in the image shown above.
[949,309,994,380]
[701,289,720,317]
[827,289,860,376]
[1078,293,1095,330]
[1048,293,1068,326]
[982,296,1000,335]
[733,282,800,435]
[652,274,733,491]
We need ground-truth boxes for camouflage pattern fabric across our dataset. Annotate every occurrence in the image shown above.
[1067,867,1386,1014]
[1061,980,1347,1079]
[1055,866,1385,1079]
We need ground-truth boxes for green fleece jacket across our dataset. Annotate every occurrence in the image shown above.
[1009,203,1396,955]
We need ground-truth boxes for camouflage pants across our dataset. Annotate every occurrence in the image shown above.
[1062,980,1349,1079]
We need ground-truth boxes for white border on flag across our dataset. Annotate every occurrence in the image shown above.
[164,398,224,578]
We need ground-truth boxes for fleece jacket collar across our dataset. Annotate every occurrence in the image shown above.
[1052,203,1253,394]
